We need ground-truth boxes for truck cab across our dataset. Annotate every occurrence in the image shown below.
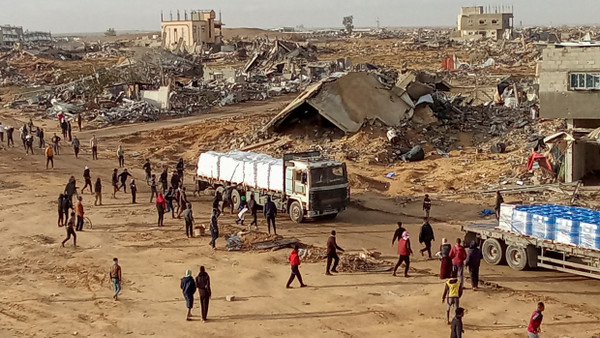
[284,152,349,223]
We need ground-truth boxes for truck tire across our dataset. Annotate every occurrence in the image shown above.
[231,189,241,211]
[506,245,528,271]
[482,238,506,265]
[289,201,304,223]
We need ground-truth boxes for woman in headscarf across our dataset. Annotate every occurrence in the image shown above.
[156,192,166,226]
[180,269,197,321]
[392,231,413,278]
[439,238,452,279]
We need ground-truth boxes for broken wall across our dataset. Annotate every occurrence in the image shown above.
[141,86,171,110]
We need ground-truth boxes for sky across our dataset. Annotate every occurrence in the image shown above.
[1,0,599,34]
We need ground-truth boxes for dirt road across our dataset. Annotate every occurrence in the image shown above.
[0,105,599,338]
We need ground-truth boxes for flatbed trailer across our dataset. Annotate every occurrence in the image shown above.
[463,223,600,279]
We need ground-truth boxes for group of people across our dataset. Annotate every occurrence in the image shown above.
[58,176,87,247]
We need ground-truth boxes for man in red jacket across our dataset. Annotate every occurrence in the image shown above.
[449,238,467,284]
[527,302,545,338]
[393,231,413,277]
[286,245,307,288]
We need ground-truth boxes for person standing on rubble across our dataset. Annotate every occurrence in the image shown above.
[183,203,194,238]
[264,196,277,235]
[118,169,132,194]
[418,217,435,259]
[195,266,211,322]
[81,166,93,194]
[326,230,344,275]
[130,179,137,204]
[393,230,413,278]
[77,112,82,131]
[72,136,80,158]
[494,191,504,220]
[143,159,152,185]
[248,194,259,230]
[423,194,432,218]
[449,238,467,285]
[45,144,54,169]
[94,178,102,206]
[286,245,307,288]
[51,133,61,155]
[117,145,125,168]
[90,135,98,160]
[112,168,119,198]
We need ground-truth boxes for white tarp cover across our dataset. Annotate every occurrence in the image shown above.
[197,151,284,192]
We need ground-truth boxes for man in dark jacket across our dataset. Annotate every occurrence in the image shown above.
[64,176,77,204]
[176,158,184,184]
[391,221,406,246]
[464,240,483,290]
[221,186,234,214]
[58,194,66,227]
[418,217,435,258]
[209,211,219,249]
[264,196,277,235]
[165,187,176,218]
[195,266,211,322]
[248,194,259,230]
[81,166,93,194]
[159,168,168,192]
[451,307,465,338]
[170,170,180,190]
[183,203,194,238]
[180,270,197,321]
[118,169,132,193]
[326,230,344,275]
[112,168,119,198]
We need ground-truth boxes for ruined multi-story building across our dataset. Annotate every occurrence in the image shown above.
[0,25,52,46]
[161,9,223,53]
[539,43,600,183]
[451,6,513,41]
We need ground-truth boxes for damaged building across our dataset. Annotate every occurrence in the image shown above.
[539,43,600,184]
[0,25,52,46]
[451,6,513,41]
[161,9,223,53]
[265,72,414,134]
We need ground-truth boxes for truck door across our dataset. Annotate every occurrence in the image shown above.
[293,170,307,195]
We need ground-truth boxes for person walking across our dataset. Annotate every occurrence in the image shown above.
[170,170,180,190]
[176,187,189,218]
[94,178,102,206]
[25,134,34,155]
[159,168,168,192]
[90,135,98,160]
[130,179,137,204]
[209,210,219,249]
[264,196,277,235]
[72,136,80,158]
[110,258,122,301]
[286,245,307,288]
[527,302,545,338]
[165,187,176,219]
[391,221,407,246]
[442,272,463,325]
[111,168,119,198]
[81,166,93,194]
[51,133,61,155]
[423,194,432,218]
[235,195,248,226]
[325,230,344,275]
[77,112,82,131]
[117,145,124,168]
[393,230,413,277]
[149,174,158,202]
[451,307,465,338]
[118,169,132,193]
[247,194,258,229]
[183,203,194,238]
[64,176,77,204]
[449,238,467,284]
[61,212,77,247]
[19,124,27,150]
[57,194,66,227]
[143,159,152,184]
[156,192,166,226]
[439,238,452,279]
[464,240,483,290]
[418,217,435,259]
[6,125,14,147]
[67,121,72,142]
[195,266,211,322]
[181,270,197,321]
[75,196,85,231]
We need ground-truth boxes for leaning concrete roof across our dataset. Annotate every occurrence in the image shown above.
[265,72,414,133]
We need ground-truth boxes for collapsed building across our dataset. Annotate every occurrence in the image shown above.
[451,6,514,41]
[0,25,52,47]
[160,9,223,53]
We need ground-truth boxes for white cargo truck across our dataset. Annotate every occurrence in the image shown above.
[462,203,600,279]
[196,150,349,223]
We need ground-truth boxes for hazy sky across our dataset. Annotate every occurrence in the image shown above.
[1,0,599,34]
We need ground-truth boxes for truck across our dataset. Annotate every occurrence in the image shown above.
[195,150,349,223]
[462,204,600,279]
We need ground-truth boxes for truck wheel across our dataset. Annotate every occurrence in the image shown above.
[506,245,528,271]
[231,189,241,211]
[482,238,506,265]
[289,201,304,223]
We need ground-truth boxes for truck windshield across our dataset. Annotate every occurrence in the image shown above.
[310,165,347,187]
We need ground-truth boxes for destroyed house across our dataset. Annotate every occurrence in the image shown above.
[539,43,600,183]
[0,25,24,46]
[451,6,513,41]
[161,9,223,53]
[265,72,414,134]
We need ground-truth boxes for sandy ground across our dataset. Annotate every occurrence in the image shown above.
[1,102,600,338]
